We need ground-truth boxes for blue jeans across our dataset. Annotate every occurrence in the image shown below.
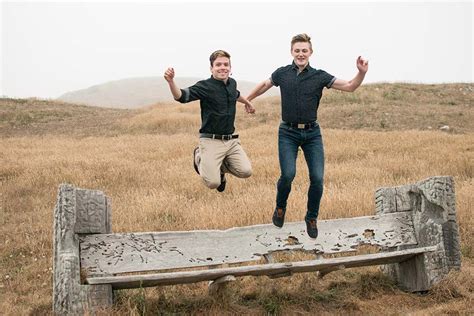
[276,122,324,220]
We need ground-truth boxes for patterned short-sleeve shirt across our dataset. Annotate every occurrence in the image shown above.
[177,77,240,135]
[271,62,335,123]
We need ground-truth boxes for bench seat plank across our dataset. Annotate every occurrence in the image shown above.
[80,211,417,276]
[86,246,437,289]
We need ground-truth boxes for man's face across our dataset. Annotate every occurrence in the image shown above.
[210,56,231,81]
[291,42,313,68]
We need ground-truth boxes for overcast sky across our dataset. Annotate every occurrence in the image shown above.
[1,1,472,99]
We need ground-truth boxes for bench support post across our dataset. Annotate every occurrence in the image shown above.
[375,176,461,292]
[53,184,113,314]
[208,275,236,295]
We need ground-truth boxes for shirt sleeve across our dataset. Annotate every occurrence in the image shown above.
[232,78,240,99]
[270,67,284,87]
[177,80,208,103]
[320,70,336,89]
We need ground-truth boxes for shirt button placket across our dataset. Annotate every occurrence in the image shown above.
[296,73,301,122]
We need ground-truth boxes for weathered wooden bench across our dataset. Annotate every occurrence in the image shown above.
[53,176,461,314]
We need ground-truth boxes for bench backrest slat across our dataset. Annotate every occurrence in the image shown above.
[80,211,417,276]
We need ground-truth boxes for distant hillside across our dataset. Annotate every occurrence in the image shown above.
[57,77,279,109]
[0,97,133,137]
[3,83,473,138]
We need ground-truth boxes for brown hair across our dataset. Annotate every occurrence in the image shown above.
[291,33,313,51]
[209,50,231,66]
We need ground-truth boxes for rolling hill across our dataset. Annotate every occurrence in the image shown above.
[3,83,472,137]
[57,76,279,109]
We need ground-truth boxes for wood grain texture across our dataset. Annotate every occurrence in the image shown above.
[375,176,461,291]
[53,184,113,315]
[86,246,437,289]
[80,211,417,276]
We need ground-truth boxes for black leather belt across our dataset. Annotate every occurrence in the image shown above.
[282,121,318,129]
[200,133,239,140]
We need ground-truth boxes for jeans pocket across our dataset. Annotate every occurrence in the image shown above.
[279,123,292,132]
[308,127,322,138]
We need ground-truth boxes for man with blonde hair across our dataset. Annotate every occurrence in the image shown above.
[164,50,255,192]
[247,34,369,238]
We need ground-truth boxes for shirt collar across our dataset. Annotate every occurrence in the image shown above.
[291,61,313,73]
[210,76,230,85]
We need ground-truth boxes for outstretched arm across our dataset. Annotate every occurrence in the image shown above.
[164,67,182,100]
[237,95,256,114]
[246,79,274,101]
[331,56,369,92]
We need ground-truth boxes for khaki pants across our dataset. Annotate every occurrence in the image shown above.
[197,138,252,189]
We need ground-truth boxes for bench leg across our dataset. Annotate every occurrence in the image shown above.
[375,176,461,292]
[54,253,113,314]
[208,275,236,295]
[53,184,114,314]
[318,264,346,279]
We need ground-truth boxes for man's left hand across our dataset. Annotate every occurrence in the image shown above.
[357,56,369,73]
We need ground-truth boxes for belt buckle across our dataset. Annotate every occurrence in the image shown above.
[297,123,305,129]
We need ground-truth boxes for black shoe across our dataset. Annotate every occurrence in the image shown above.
[305,218,318,239]
[272,207,286,228]
[216,173,226,192]
[193,147,200,175]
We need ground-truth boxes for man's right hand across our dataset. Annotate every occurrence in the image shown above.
[163,67,182,100]
[245,103,256,114]
[164,67,175,82]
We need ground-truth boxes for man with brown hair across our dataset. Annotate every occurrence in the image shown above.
[164,50,255,192]
[247,34,369,238]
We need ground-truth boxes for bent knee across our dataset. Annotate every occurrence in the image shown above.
[238,167,252,178]
[227,164,252,179]
[201,177,221,189]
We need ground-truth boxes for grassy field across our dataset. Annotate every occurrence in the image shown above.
[1,83,473,315]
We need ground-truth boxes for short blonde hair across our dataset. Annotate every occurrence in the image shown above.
[291,33,313,51]
[209,50,231,66]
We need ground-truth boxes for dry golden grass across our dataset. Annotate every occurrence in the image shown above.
[0,83,473,314]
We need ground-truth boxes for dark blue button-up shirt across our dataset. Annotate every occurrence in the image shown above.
[271,62,335,123]
[178,77,240,135]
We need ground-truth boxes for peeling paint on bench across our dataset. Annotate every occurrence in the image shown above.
[80,211,417,275]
